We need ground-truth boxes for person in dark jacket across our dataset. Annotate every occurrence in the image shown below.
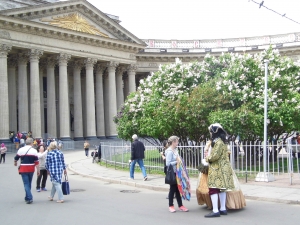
[129,134,148,181]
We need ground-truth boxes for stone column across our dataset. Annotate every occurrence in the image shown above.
[84,58,97,139]
[127,64,138,93]
[57,53,71,140]
[8,55,18,133]
[39,61,45,136]
[103,72,109,136]
[46,57,57,138]
[28,49,43,139]
[107,61,119,137]
[123,74,129,100]
[0,44,11,142]
[17,52,29,133]
[116,66,126,110]
[73,60,84,140]
[95,63,106,138]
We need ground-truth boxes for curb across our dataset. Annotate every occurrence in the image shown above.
[68,162,170,192]
[68,160,300,205]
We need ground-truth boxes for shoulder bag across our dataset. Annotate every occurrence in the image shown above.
[165,164,177,185]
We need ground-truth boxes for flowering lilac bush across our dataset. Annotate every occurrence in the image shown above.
[115,47,300,142]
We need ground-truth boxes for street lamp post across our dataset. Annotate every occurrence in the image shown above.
[263,60,269,176]
[255,59,275,182]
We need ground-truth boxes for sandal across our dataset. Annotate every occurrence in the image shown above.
[56,200,64,203]
[48,197,53,201]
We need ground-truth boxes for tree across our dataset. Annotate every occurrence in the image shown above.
[115,47,300,143]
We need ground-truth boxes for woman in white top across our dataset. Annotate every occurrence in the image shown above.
[36,145,48,192]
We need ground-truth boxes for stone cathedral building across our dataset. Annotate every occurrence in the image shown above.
[0,0,300,142]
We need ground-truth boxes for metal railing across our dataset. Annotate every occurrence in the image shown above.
[100,141,300,182]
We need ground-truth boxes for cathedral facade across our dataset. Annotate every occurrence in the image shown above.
[0,0,299,142]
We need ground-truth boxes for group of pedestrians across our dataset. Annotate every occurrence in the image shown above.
[14,138,67,204]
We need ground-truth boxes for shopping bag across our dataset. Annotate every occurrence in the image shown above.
[62,175,70,195]
[165,164,177,185]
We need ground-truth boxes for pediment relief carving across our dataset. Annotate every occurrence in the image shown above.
[40,13,109,38]
[0,0,144,45]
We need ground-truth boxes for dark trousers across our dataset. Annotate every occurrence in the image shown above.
[0,154,5,163]
[85,148,89,157]
[36,169,48,189]
[169,183,182,207]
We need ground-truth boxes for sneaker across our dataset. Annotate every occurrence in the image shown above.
[36,189,40,192]
[169,206,176,213]
[42,188,47,191]
[144,177,148,181]
[128,178,134,180]
[179,206,189,212]
[26,200,33,204]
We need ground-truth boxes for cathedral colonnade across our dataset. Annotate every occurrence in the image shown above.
[0,43,138,142]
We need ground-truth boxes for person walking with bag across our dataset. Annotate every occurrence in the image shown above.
[0,143,7,163]
[14,138,40,204]
[45,141,67,203]
[165,136,189,213]
[36,145,48,192]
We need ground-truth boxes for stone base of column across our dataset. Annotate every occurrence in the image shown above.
[85,136,98,140]
[106,135,119,139]
[74,137,85,141]
[97,136,107,139]
[0,139,12,144]
[60,137,72,141]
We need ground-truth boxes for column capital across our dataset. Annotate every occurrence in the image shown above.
[84,58,97,69]
[116,65,126,76]
[17,52,29,64]
[39,58,47,71]
[8,54,18,67]
[0,44,11,57]
[95,63,106,74]
[57,53,71,66]
[46,56,57,68]
[73,60,84,71]
[127,64,138,73]
[28,49,43,61]
[107,61,119,69]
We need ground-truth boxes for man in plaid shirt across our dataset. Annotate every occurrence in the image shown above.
[45,142,67,203]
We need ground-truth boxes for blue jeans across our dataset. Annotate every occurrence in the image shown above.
[21,173,34,201]
[130,159,147,179]
[50,181,64,200]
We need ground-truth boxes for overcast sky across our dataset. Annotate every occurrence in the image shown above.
[81,0,300,40]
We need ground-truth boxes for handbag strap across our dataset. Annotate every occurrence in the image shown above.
[64,174,68,181]
[20,146,32,162]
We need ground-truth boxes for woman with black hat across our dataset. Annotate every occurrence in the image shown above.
[204,123,234,218]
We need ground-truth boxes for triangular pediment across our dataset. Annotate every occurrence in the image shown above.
[0,0,145,45]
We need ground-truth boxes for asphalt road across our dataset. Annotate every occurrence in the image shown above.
[1,153,299,225]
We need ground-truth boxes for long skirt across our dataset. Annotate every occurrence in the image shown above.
[196,170,246,209]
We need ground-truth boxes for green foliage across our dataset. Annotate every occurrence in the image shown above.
[115,47,300,142]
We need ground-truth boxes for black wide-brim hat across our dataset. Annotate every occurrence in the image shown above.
[208,123,227,134]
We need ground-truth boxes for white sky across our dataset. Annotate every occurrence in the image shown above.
[80,0,300,40]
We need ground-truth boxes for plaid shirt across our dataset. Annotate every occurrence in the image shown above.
[45,149,66,183]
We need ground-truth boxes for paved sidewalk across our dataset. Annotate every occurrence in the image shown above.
[65,151,300,205]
